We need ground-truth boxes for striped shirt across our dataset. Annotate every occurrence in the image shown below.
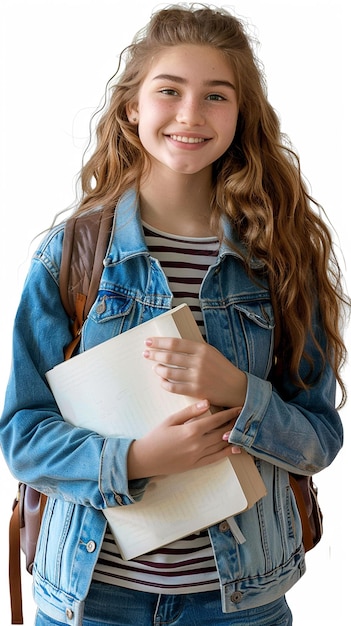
[92,223,220,594]
[143,223,219,336]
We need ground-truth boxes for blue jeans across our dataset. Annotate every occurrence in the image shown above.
[35,582,293,625]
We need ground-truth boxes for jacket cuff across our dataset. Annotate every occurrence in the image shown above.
[99,437,149,507]
[230,373,272,447]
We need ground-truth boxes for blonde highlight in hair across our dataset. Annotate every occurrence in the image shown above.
[75,3,348,405]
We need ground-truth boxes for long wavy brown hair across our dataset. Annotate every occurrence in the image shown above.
[74,3,348,406]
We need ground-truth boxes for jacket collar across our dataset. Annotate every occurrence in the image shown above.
[219,218,265,270]
[106,188,264,270]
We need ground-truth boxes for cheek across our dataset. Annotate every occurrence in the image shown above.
[137,125,152,152]
[138,104,172,142]
[224,113,239,143]
[137,119,161,155]
[140,99,174,122]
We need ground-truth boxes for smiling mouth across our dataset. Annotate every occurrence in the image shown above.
[169,135,207,144]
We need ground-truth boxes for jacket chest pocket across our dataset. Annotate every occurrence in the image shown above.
[236,301,275,378]
[81,293,137,351]
[205,300,275,379]
[80,292,171,352]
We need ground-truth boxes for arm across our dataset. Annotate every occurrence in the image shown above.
[0,247,138,508]
[0,232,240,508]
[143,334,343,474]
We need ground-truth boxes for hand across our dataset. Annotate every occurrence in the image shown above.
[143,337,247,408]
[127,401,242,480]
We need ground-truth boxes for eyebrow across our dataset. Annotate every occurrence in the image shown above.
[152,74,236,90]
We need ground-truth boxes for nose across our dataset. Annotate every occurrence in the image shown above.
[175,97,205,126]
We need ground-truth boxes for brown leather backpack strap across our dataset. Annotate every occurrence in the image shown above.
[9,493,23,624]
[84,205,115,317]
[63,293,86,361]
[60,205,114,357]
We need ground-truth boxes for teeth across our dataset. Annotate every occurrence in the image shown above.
[170,135,206,144]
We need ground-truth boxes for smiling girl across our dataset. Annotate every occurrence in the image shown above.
[0,5,347,626]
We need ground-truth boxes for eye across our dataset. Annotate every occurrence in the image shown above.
[206,93,226,101]
[159,88,179,96]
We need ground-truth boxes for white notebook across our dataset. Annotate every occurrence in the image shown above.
[46,304,266,559]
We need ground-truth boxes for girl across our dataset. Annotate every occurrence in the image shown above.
[1,4,347,625]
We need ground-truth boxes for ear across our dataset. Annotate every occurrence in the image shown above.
[126,102,139,124]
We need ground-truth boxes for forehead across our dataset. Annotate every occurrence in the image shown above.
[143,44,235,83]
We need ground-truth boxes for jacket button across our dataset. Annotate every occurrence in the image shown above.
[86,540,96,553]
[114,493,124,505]
[96,299,106,314]
[65,608,74,619]
[230,591,243,604]
[219,521,229,532]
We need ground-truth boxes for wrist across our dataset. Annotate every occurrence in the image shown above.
[226,370,247,408]
[127,439,155,481]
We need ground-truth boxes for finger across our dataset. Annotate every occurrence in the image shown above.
[191,406,242,434]
[193,443,239,467]
[222,432,242,453]
[145,337,196,353]
[165,399,211,426]
[143,348,193,368]
[155,363,189,383]
[204,436,242,456]
[165,402,235,431]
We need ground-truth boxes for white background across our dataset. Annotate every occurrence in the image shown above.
[0,1,349,624]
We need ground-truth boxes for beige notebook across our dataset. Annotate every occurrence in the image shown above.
[46,304,266,559]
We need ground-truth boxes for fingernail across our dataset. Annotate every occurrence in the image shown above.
[196,400,209,409]
[143,350,150,358]
[144,338,152,346]
[222,432,230,441]
[231,446,242,454]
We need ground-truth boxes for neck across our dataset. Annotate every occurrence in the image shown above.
[139,168,214,237]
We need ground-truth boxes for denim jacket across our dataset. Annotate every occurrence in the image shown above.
[0,190,343,624]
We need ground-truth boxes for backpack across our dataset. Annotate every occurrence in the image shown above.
[8,205,322,624]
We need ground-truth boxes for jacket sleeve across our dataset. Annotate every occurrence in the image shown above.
[0,228,148,508]
[230,324,343,474]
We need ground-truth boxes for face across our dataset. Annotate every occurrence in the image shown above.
[127,44,239,178]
